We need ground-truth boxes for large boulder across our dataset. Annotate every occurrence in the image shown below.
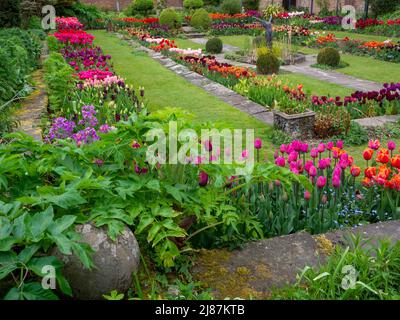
[54,223,140,300]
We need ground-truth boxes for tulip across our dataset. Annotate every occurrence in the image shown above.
[242,149,249,159]
[304,190,311,200]
[388,140,396,151]
[350,166,361,177]
[275,156,286,167]
[309,165,317,177]
[317,143,325,153]
[203,140,212,152]
[304,160,313,172]
[364,166,376,178]
[280,144,286,153]
[131,140,140,148]
[376,148,390,164]
[326,141,334,150]
[332,175,341,188]
[363,148,374,161]
[300,143,309,153]
[362,177,373,187]
[199,171,208,186]
[288,151,298,162]
[391,155,400,169]
[310,148,318,158]
[254,138,262,149]
[336,140,344,149]
[368,139,380,150]
[316,176,327,188]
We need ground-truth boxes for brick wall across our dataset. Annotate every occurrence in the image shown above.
[80,0,183,11]
[80,0,132,11]
[259,0,366,14]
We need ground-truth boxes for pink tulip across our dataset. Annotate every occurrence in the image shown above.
[304,160,313,172]
[275,156,286,167]
[388,140,396,151]
[203,140,212,152]
[199,171,208,186]
[288,151,298,162]
[316,176,327,188]
[242,149,249,159]
[254,138,262,149]
[304,190,311,200]
[326,141,334,150]
[310,148,318,158]
[336,140,344,149]
[332,175,341,188]
[300,143,309,153]
[280,144,286,153]
[317,143,325,153]
[309,165,317,177]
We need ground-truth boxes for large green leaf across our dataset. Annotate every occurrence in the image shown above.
[4,282,59,300]
[48,215,76,235]
[28,207,54,239]
[0,217,11,240]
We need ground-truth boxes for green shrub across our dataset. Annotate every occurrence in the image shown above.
[243,0,260,10]
[28,16,42,29]
[184,0,204,10]
[370,0,400,17]
[206,37,223,53]
[44,53,74,111]
[221,0,242,14]
[127,0,154,14]
[317,47,340,67]
[159,8,181,29]
[256,52,280,74]
[190,8,212,30]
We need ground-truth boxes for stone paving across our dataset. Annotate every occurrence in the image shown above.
[192,220,400,298]
[119,34,274,125]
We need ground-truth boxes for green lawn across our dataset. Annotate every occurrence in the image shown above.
[316,30,400,42]
[172,38,204,50]
[218,35,400,84]
[91,30,272,141]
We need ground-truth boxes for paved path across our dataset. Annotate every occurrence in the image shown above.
[190,37,383,92]
[281,54,383,92]
[118,34,274,125]
[13,69,47,140]
[192,220,400,299]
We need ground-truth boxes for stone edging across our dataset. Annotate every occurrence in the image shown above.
[115,33,274,126]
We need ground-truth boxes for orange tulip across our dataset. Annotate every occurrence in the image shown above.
[378,165,391,180]
[363,148,374,161]
[391,155,400,169]
[364,166,376,179]
[376,148,390,164]
[362,177,373,187]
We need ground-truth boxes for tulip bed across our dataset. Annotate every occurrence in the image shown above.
[125,27,400,123]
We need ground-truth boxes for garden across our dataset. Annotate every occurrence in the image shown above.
[2,0,400,304]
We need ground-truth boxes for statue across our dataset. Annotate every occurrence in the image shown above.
[252,15,273,49]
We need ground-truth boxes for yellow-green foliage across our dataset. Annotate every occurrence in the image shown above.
[256,46,281,59]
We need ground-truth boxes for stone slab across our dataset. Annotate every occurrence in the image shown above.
[192,220,400,299]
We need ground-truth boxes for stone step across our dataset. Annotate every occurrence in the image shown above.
[184,33,207,38]
[192,220,400,299]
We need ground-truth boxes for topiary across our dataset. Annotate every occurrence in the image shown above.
[184,0,204,10]
[221,0,242,14]
[132,0,154,13]
[256,52,280,75]
[190,8,212,30]
[317,47,340,67]
[159,8,181,29]
[206,37,223,53]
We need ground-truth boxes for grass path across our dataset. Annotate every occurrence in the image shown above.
[91,30,272,140]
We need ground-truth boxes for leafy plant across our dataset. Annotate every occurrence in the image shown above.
[256,52,280,75]
[317,47,341,67]
[221,0,242,15]
[159,8,181,30]
[274,235,400,300]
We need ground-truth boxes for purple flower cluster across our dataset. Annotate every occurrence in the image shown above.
[46,117,76,141]
[72,127,100,146]
[211,22,262,30]
[312,82,400,107]
[79,105,98,127]
[322,16,342,25]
